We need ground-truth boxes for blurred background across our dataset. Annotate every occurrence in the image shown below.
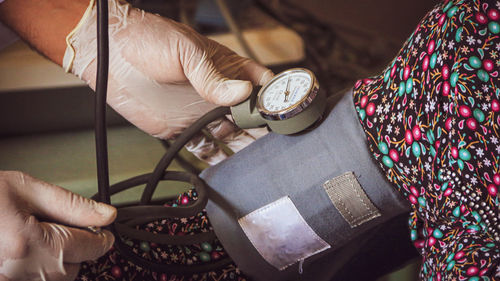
[0,0,438,279]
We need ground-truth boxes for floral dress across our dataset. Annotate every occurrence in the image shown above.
[352,0,500,280]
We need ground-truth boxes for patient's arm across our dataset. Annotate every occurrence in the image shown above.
[0,0,88,64]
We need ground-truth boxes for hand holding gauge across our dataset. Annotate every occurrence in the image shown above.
[231,68,326,135]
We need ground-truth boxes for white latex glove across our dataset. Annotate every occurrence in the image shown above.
[185,117,269,165]
[0,171,116,281]
[63,0,272,164]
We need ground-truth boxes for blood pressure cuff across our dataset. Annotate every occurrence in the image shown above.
[199,88,410,281]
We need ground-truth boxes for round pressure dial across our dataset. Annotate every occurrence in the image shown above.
[257,68,319,121]
[230,67,325,135]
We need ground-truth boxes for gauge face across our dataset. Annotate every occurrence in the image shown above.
[258,69,314,114]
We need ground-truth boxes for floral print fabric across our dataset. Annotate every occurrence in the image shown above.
[76,189,247,281]
[352,0,500,280]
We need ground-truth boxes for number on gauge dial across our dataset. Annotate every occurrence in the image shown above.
[261,72,311,112]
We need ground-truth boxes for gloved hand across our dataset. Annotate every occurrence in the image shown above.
[0,171,116,281]
[63,0,273,164]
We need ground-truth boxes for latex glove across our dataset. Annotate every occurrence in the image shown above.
[63,0,272,163]
[0,171,116,281]
[185,118,269,165]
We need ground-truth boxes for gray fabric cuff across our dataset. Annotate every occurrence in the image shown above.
[200,88,409,281]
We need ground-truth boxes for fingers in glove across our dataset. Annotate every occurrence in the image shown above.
[206,117,260,153]
[189,49,273,105]
[38,222,114,263]
[210,44,273,87]
[238,60,274,86]
[13,172,116,227]
[224,114,269,140]
[188,58,253,106]
[185,131,231,165]
[186,117,268,165]
[236,127,269,141]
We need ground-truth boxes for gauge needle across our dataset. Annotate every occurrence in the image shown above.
[284,77,291,102]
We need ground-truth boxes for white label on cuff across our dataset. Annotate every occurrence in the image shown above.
[238,196,330,271]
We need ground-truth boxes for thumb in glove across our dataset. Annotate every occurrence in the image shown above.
[0,171,116,281]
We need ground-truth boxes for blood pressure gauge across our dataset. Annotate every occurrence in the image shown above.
[230,68,325,135]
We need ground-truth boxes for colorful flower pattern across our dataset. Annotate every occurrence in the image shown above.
[352,0,500,279]
[76,189,247,281]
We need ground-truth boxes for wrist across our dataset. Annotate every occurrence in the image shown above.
[63,0,133,77]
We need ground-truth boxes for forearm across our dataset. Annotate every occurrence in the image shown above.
[0,0,88,64]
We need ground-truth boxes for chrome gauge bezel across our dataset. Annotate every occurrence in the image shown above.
[256,68,319,121]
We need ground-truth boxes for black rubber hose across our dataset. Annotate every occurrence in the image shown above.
[140,106,230,204]
[92,171,198,202]
[95,0,111,205]
[160,140,202,174]
[116,172,209,221]
[91,171,209,221]
[94,0,232,273]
